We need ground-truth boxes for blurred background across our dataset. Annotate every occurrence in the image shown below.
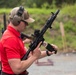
[0,0,76,53]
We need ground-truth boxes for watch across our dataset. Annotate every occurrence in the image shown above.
[46,50,51,56]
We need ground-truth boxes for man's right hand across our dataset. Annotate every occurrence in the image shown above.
[30,42,42,60]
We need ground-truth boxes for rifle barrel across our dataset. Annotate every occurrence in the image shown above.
[3,13,6,31]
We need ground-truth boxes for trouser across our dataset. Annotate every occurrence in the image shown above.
[1,71,29,75]
[0,70,1,75]
[0,62,1,75]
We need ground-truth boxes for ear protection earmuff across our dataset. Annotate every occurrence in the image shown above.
[12,6,24,26]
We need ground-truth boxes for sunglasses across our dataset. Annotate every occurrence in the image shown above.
[21,20,28,26]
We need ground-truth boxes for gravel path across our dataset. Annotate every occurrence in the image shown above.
[28,52,76,75]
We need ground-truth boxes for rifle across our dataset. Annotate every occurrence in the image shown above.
[21,10,60,60]
[20,33,33,40]
[2,13,7,34]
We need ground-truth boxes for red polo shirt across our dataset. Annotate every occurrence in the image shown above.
[0,25,26,74]
[0,42,1,62]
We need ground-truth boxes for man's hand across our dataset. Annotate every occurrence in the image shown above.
[46,44,58,56]
[29,42,42,59]
[51,44,58,53]
[23,38,32,44]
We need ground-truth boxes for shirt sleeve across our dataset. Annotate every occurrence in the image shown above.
[3,37,21,59]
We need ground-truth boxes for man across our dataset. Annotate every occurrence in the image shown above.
[0,43,1,75]
[0,6,58,75]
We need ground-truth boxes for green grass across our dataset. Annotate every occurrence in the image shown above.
[60,4,76,18]
[0,8,11,14]
[0,8,57,15]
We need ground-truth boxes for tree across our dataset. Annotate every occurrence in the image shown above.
[0,0,76,8]
[0,0,22,8]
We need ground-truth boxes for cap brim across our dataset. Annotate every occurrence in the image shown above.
[25,17,35,23]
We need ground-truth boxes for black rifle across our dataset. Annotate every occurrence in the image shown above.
[2,13,7,34]
[22,10,60,60]
[20,33,33,40]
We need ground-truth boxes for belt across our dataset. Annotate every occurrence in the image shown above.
[1,71,29,75]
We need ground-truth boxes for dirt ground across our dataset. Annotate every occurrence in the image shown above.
[28,52,76,75]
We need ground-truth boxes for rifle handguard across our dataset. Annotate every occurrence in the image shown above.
[21,33,33,40]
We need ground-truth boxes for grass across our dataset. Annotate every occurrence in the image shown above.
[60,4,76,18]
[0,8,57,15]
[0,8,11,14]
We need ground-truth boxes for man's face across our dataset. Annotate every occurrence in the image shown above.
[17,21,28,32]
